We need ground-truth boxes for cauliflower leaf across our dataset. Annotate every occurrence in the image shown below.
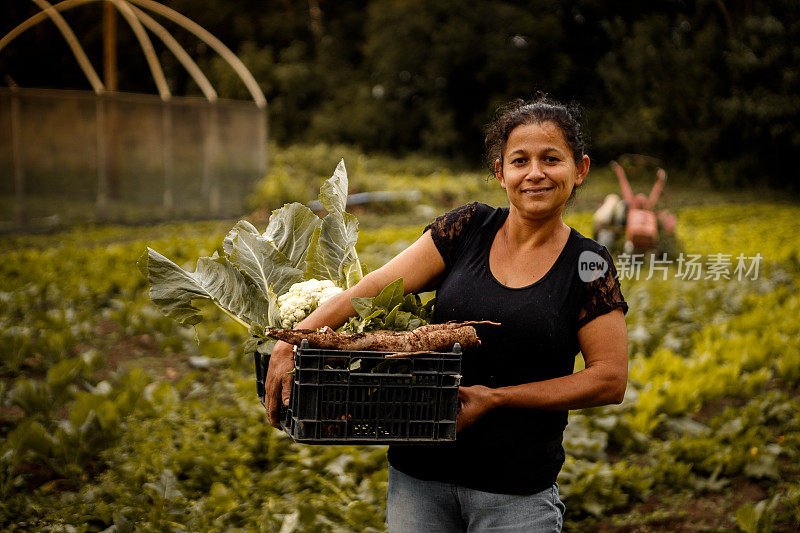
[141,159,362,331]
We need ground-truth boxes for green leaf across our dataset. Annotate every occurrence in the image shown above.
[222,219,255,256]
[69,392,104,431]
[356,309,385,333]
[394,310,412,331]
[46,358,86,403]
[267,289,282,328]
[402,293,422,313]
[318,158,348,217]
[407,317,424,330]
[365,309,384,322]
[262,202,322,269]
[735,503,759,533]
[225,220,304,297]
[383,303,412,331]
[302,161,362,288]
[7,378,49,418]
[383,303,400,329]
[143,248,270,329]
[423,296,436,313]
[735,496,779,533]
[304,212,360,288]
[143,469,183,502]
[208,482,238,513]
[350,297,374,319]
[95,399,121,432]
[6,420,53,458]
[343,279,432,333]
[373,278,404,312]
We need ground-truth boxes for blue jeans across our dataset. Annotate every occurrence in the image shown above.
[387,466,565,532]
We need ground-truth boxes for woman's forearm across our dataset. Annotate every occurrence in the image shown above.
[287,231,446,333]
[491,308,629,411]
[492,363,627,411]
[467,310,628,422]
[456,361,626,433]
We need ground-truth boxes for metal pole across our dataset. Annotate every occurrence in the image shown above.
[96,96,109,221]
[202,104,210,198]
[10,89,26,227]
[103,0,120,200]
[257,106,267,178]
[103,0,117,91]
[204,103,220,215]
[162,101,174,218]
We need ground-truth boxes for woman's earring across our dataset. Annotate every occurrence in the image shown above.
[494,159,505,188]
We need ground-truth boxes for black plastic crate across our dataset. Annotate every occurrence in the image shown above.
[273,339,462,444]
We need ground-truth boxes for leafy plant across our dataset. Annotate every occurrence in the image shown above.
[343,278,434,333]
[139,160,363,333]
[735,495,780,533]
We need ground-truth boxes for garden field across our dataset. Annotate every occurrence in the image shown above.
[1,161,800,531]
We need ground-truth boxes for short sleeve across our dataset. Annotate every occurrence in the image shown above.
[577,247,629,329]
[423,202,481,268]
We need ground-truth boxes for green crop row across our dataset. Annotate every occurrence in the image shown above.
[1,202,799,531]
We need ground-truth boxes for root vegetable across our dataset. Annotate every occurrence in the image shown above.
[265,321,499,352]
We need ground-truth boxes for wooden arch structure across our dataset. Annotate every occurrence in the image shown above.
[1,0,268,224]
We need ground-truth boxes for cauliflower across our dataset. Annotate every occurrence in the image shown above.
[277,279,343,329]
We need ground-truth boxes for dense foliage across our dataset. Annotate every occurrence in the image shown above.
[2,191,800,530]
[2,0,798,187]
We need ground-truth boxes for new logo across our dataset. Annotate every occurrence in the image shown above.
[578,251,609,282]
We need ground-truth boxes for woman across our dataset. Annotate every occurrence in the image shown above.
[265,98,628,532]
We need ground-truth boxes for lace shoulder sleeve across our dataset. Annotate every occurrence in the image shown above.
[423,202,482,268]
[577,246,629,329]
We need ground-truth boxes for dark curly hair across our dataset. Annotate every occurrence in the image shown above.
[484,96,587,173]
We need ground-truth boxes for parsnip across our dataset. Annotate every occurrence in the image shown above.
[265,321,499,352]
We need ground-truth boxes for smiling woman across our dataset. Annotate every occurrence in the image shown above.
[497,122,589,220]
[264,97,629,533]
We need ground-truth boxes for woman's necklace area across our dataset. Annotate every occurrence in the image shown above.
[491,221,568,288]
[499,219,566,257]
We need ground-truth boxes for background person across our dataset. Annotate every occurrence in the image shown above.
[609,160,676,253]
[265,97,629,532]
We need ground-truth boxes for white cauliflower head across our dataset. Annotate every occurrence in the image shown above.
[277,279,343,329]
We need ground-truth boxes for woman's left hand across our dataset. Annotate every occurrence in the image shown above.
[457,385,499,432]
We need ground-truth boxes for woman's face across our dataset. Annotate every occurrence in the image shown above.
[495,121,590,221]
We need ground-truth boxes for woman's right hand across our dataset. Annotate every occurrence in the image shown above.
[266,340,295,428]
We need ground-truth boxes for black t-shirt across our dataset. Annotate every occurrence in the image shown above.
[387,202,628,495]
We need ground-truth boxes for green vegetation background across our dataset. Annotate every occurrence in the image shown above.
[2,145,800,530]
